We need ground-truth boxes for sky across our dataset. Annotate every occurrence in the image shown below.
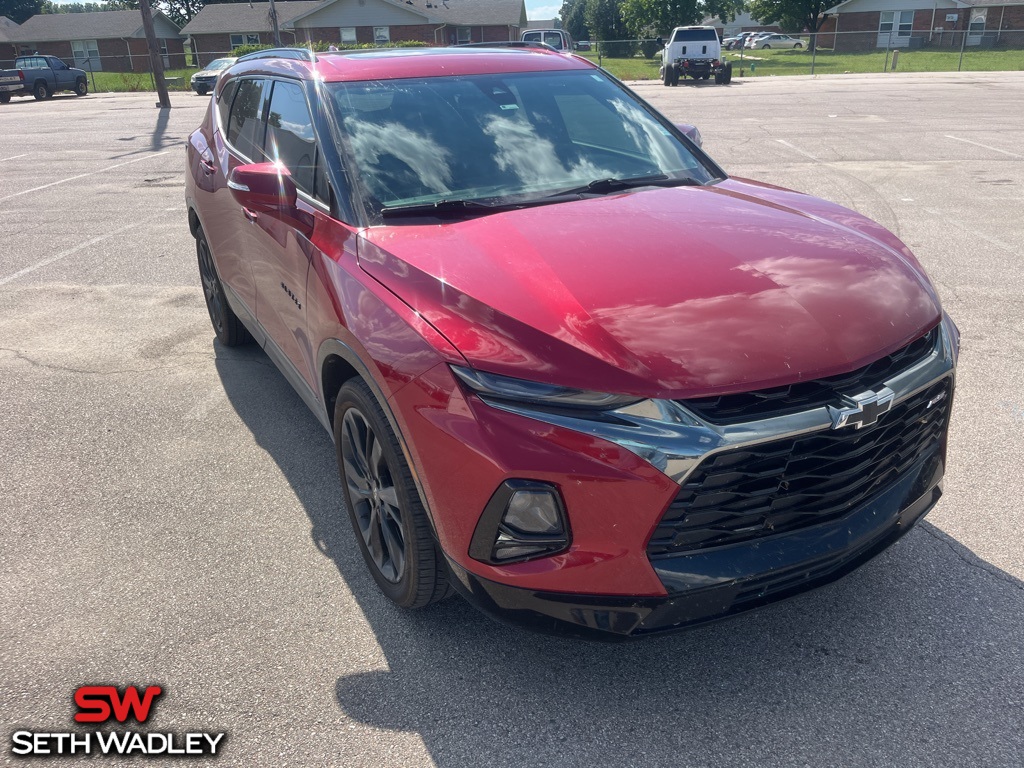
[526,0,561,21]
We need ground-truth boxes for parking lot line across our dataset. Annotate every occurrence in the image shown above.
[0,153,28,162]
[775,139,819,161]
[0,207,176,286]
[0,151,171,204]
[944,135,1022,159]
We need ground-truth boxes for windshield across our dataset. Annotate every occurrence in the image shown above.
[325,69,719,217]
[207,58,234,71]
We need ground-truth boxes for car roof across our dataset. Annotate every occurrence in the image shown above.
[227,46,593,84]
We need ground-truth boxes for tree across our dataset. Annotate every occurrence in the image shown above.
[620,0,743,39]
[1,0,42,24]
[747,0,831,45]
[585,0,633,57]
[559,0,589,41]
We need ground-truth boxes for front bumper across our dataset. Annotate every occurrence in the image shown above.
[447,449,943,640]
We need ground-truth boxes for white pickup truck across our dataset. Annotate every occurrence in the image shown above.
[660,26,732,86]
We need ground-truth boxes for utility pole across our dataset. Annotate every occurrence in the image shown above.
[138,0,171,109]
[268,0,282,46]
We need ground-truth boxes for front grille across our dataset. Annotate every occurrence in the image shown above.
[680,326,940,425]
[647,377,952,556]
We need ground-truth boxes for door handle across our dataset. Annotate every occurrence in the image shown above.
[242,207,258,223]
[200,157,215,174]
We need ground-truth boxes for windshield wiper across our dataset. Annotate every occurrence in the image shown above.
[547,175,701,198]
[380,198,559,219]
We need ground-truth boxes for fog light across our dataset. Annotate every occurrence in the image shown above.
[469,480,570,565]
[503,490,561,535]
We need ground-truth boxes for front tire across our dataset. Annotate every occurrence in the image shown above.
[795,43,803,49]
[335,379,450,609]
[195,227,252,346]
[74,78,87,96]
[196,86,209,96]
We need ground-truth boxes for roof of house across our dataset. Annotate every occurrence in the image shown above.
[180,1,323,35]
[11,10,180,42]
[0,16,18,44]
[525,19,560,29]
[183,0,525,35]
[826,0,1024,11]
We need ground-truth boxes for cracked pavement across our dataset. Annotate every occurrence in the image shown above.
[1,75,1023,767]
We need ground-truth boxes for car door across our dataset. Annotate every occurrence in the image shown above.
[207,76,269,324]
[246,78,328,390]
[51,58,74,89]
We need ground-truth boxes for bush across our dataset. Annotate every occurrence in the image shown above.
[600,40,637,58]
[230,41,429,56]
[639,39,662,59]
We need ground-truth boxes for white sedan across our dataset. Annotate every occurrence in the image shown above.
[746,34,804,49]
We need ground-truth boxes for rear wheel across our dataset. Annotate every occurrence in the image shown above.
[661,64,671,86]
[0,93,10,104]
[33,81,49,100]
[763,44,771,49]
[196,227,252,346]
[74,78,87,96]
[723,61,733,84]
[670,63,680,86]
[335,379,450,609]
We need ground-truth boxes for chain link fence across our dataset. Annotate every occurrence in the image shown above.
[583,28,1024,79]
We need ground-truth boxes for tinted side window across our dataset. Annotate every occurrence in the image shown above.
[217,78,238,131]
[264,80,316,195]
[227,78,267,161]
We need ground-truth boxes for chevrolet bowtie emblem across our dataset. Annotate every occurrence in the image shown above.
[827,387,896,430]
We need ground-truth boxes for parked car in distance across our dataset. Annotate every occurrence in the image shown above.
[521,29,573,51]
[0,55,87,102]
[190,57,236,95]
[576,40,591,51]
[186,46,958,640]
[721,31,756,50]
[747,33,804,49]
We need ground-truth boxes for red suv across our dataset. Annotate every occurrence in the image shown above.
[185,46,958,639]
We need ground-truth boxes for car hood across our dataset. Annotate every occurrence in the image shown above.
[192,69,221,78]
[358,178,942,399]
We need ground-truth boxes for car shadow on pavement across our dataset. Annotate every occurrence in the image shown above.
[214,342,1024,768]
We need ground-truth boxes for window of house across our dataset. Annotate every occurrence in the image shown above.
[340,27,357,43]
[457,27,471,43]
[230,33,261,48]
[373,26,390,44]
[879,11,913,37]
[70,39,100,71]
[227,78,268,161]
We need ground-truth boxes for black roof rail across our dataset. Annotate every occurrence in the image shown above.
[237,47,317,63]
[453,41,557,51]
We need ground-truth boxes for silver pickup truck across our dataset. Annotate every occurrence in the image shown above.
[0,55,89,103]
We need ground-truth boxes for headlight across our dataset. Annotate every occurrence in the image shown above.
[451,365,643,410]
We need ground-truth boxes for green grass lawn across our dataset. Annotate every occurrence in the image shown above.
[580,47,1024,81]
[87,68,198,92]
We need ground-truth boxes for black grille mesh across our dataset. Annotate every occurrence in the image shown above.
[647,377,952,556]
[680,326,940,425]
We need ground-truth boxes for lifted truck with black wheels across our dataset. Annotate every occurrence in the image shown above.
[659,26,732,86]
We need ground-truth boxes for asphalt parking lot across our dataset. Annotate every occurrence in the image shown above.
[1,72,1022,766]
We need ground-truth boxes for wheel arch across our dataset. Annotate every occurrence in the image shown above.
[318,337,441,536]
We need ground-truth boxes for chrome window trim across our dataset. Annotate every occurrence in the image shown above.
[481,319,956,485]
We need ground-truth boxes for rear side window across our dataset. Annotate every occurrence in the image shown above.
[227,78,267,161]
[217,78,238,131]
[264,81,316,195]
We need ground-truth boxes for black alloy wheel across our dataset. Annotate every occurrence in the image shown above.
[334,379,450,609]
[196,228,251,346]
[341,407,407,584]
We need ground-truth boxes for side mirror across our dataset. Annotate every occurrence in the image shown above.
[228,162,314,236]
[675,122,702,148]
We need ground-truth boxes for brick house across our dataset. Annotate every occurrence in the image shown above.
[181,0,527,65]
[819,0,1024,51]
[0,10,184,72]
